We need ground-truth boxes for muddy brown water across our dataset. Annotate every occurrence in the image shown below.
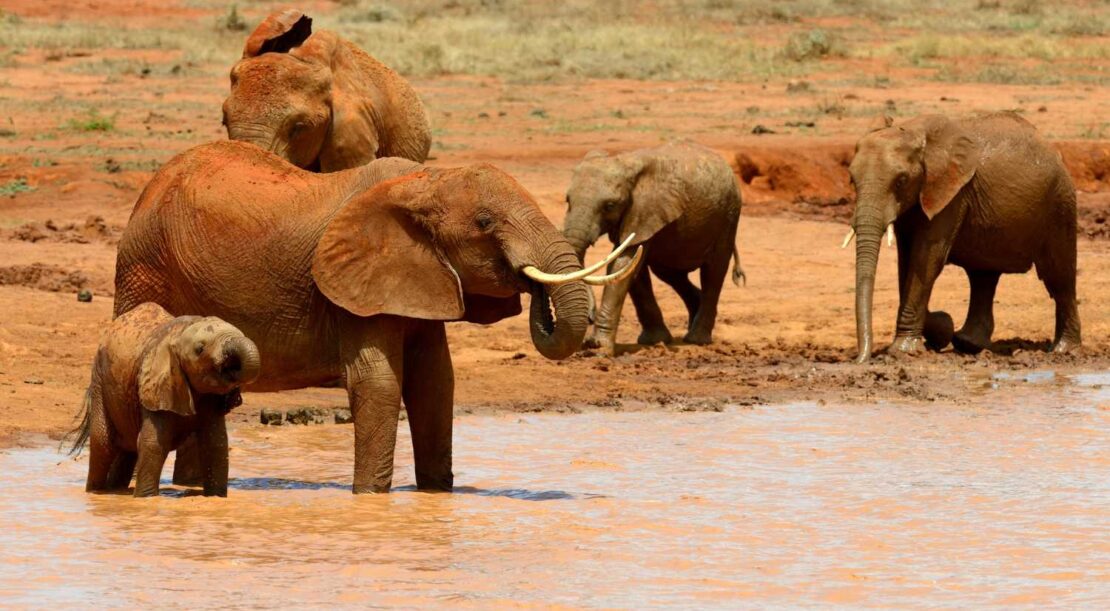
[2,373,1108,607]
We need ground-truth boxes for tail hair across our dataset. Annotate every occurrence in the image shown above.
[731,246,746,287]
[61,388,92,457]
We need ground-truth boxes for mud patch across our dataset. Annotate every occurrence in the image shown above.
[0,263,90,293]
[4,216,120,244]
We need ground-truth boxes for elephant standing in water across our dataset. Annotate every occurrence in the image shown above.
[114,141,636,493]
[847,112,1080,362]
[223,9,431,170]
[563,141,743,356]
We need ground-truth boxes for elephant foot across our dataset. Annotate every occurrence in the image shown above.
[638,326,673,346]
[889,335,926,356]
[683,329,713,346]
[582,331,616,356]
[924,312,955,351]
[1052,336,1081,354]
[952,330,991,355]
[353,483,392,494]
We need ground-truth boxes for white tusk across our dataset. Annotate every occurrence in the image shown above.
[583,246,644,285]
[841,227,855,249]
[886,224,894,246]
[522,233,637,285]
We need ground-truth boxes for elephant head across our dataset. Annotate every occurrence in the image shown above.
[139,317,262,415]
[848,114,980,362]
[312,164,633,359]
[222,10,418,171]
[563,150,675,261]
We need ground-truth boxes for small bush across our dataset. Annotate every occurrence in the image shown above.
[782,29,843,62]
[66,109,116,132]
[223,5,247,32]
[0,178,34,197]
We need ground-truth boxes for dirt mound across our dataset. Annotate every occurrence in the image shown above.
[0,264,89,293]
[1057,142,1110,193]
[5,216,120,244]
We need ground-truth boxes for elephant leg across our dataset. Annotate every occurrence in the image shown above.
[1036,252,1081,353]
[105,452,137,490]
[896,220,953,351]
[892,242,949,355]
[686,242,731,345]
[584,248,644,356]
[653,266,701,330]
[134,411,174,498]
[952,269,1000,354]
[629,266,672,346]
[171,434,203,487]
[402,321,454,492]
[342,316,405,494]
[195,398,229,497]
[84,385,118,492]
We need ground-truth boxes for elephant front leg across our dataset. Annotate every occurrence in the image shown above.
[134,411,174,498]
[584,249,642,356]
[628,265,672,346]
[402,321,454,491]
[195,397,230,497]
[892,246,949,356]
[342,317,405,494]
[171,434,203,488]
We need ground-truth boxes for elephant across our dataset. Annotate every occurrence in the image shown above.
[67,302,261,497]
[113,141,636,494]
[222,9,432,171]
[562,141,744,355]
[847,111,1080,362]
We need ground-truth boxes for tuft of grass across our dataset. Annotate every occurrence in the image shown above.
[781,29,844,62]
[66,109,116,132]
[0,178,34,197]
[222,5,247,32]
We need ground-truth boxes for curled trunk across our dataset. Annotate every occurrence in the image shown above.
[528,243,590,360]
[221,336,262,385]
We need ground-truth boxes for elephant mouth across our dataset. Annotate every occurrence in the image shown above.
[530,282,557,337]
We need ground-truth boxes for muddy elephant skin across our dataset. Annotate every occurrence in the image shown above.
[68,303,260,497]
[113,141,592,494]
[222,9,432,171]
[849,112,1080,362]
[563,140,744,355]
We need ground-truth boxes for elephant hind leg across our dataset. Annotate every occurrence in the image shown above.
[1035,254,1081,353]
[653,266,701,329]
[402,321,454,492]
[685,238,734,346]
[952,269,1000,354]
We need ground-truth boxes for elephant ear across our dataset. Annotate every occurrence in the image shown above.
[911,116,980,220]
[619,156,680,246]
[312,173,466,320]
[138,323,195,417]
[461,294,522,325]
[307,33,381,172]
[866,113,894,133]
[243,10,313,58]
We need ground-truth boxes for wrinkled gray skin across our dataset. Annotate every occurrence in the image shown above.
[68,303,261,497]
[851,112,1080,362]
[563,141,744,356]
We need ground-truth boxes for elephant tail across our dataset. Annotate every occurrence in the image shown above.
[61,387,92,457]
[730,244,746,287]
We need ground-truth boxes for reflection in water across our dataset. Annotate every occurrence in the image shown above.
[2,380,1109,607]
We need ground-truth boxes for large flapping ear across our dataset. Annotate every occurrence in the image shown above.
[618,155,680,246]
[461,294,523,325]
[907,115,980,220]
[138,324,195,417]
[312,173,466,320]
[242,9,313,58]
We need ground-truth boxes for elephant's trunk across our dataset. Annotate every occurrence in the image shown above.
[528,243,591,360]
[221,335,262,385]
[854,217,885,363]
[564,228,593,263]
[227,122,283,158]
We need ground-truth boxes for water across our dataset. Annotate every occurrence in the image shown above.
[2,378,1109,608]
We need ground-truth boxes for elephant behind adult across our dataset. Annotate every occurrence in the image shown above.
[222,9,431,170]
[848,111,1080,362]
[114,141,628,493]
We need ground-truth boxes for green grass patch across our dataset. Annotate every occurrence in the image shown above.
[0,178,34,196]
[66,109,116,132]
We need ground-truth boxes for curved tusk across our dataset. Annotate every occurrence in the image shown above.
[886,223,894,247]
[522,233,637,285]
[583,246,644,285]
[841,227,855,249]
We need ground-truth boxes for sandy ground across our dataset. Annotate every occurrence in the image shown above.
[1,2,1109,446]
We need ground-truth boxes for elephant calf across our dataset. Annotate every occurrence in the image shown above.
[68,303,260,497]
[564,140,744,355]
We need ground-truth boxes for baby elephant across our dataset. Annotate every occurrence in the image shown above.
[564,141,743,355]
[68,303,260,497]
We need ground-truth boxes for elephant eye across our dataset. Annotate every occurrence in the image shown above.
[475,213,494,231]
[289,121,306,136]
[194,342,205,356]
[603,201,617,213]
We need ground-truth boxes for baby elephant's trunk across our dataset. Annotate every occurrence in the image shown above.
[221,336,261,386]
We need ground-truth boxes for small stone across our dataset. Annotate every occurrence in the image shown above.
[529,108,548,118]
[751,124,775,135]
[477,112,490,118]
[260,408,283,426]
[285,407,310,425]
[77,289,93,302]
[333,408,353,424]
[23,377,44,385]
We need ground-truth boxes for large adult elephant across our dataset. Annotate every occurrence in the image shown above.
[847,112,1080,362]
[222,9,431,170]
[114,141,636,493]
